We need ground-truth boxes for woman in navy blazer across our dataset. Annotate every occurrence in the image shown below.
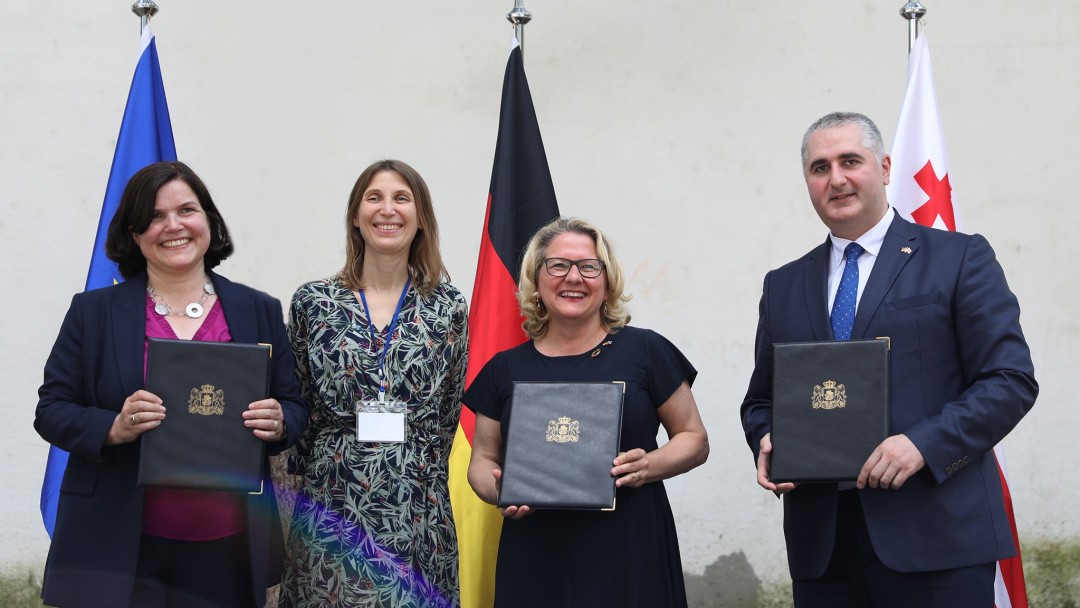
[35,161,308,608]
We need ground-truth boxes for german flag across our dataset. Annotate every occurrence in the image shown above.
[448,36,559,608]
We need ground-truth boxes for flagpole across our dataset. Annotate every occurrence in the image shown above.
[899,1,926,52]
[890,8,1032,606]
[131,0,159,34]
[507,0,533,56]
[41,0,176,539]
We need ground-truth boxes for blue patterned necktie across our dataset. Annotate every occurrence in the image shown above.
[830,243,864,341]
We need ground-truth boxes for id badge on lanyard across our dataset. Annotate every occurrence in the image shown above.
[355,278,411,444]
[356,399,407,443]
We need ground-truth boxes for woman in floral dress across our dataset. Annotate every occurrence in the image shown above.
[281,160,468,607]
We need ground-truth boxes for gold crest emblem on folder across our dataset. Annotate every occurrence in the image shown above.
[546,416,580,443]
[811,380,846,410]
[189,384,225,416]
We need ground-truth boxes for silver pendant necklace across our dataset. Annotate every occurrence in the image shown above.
[147,279,215,318]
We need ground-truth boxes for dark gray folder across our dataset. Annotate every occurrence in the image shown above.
[770,338,890,483]
[138,339,270,492]
[498,381,625,510]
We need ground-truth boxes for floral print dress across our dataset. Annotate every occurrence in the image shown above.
[281,276,468,607]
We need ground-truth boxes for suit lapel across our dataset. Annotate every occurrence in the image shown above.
[213,272,257,343]
[112,272,258,400]
[803,237,833,341]
[852,215,919,339]
[112,275,149,399]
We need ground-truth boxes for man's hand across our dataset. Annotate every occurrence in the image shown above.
[757,433,797,495]
[857,434,926,489]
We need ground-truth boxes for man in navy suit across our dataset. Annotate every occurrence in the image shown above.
[740,111,1037,607]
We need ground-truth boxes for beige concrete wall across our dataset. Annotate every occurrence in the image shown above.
[3,0,1076,588]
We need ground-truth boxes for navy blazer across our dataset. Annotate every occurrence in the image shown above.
[35,271,308,608]
[740,213,1037,579]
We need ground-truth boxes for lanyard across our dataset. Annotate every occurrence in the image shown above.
[357,277,411,403]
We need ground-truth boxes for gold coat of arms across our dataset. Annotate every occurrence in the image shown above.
[189,383,225,416]
[811,380,846,409]
[546,416,580,443]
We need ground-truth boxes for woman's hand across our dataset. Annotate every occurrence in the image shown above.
[493,468,533,519]
[106,390,166,445]
[613,448,650,488]
[244,398,287,442]
[610,382,710,490]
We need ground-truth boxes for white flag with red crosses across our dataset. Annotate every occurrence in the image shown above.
[888,35,959,231]
[887,34,1028,608]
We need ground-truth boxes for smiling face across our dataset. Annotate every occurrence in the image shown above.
[804,123,891,240]
[352,170,419,259]
[537,232,608,329]
[132,178,211,276]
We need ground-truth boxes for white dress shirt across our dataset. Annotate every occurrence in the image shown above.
[826,208,895,313]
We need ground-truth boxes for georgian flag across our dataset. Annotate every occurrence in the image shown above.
[887,34,1027,608]
[888,35,958,231]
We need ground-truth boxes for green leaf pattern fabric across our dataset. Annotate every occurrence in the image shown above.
[280,277,468,607]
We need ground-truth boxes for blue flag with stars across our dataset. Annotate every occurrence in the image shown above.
[40,25,177,537]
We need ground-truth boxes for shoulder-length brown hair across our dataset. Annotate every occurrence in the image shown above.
[105,161,233,279]
[340,160,448,295]
[517,217,631,339]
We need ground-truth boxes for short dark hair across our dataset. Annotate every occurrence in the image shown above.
[801,111,886,166]
[105,161,234,279]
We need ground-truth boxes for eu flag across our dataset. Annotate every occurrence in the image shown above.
[39,25,177,537]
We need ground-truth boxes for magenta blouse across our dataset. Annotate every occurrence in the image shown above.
[140,293,247,541]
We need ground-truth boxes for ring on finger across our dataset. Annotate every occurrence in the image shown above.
[131,414,137,424]
[272,420,278,430]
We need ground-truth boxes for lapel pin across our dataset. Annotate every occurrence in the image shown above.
[900,247,913,254]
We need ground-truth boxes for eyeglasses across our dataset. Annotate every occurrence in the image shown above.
[541,257,605,278]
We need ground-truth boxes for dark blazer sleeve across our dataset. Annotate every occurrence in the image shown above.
[37,293,97,455]
[895,233,1038,483]
[34,283,151,607]
[35,291,130,459]
[261,293,309,454]
[741,272,777,462]
[217,275,309,454]
[740,249,826,463]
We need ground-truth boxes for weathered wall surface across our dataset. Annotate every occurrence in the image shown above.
[3,2,1075,595]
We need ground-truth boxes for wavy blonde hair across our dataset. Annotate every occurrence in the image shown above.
[517,217,631,339]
